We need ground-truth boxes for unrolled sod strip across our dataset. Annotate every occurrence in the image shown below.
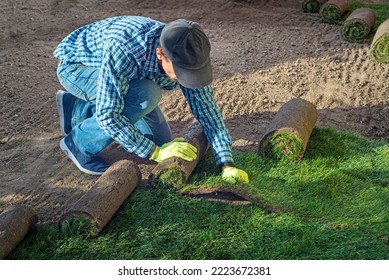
[370,19,389,63]
[302,0,328,13]
[319,0,349,24]
[341,8,376,43]
[0,205,38,259]
[58,160,141,237]
[258,98,318,161]
[149,122,209,190]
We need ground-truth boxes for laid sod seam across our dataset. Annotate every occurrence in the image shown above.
[6,127,389,260]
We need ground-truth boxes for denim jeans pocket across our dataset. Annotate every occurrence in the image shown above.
[57,63,99,101]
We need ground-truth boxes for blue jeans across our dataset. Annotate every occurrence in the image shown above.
[57,63,172,156]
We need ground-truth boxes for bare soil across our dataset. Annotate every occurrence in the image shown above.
[0,0,388,225]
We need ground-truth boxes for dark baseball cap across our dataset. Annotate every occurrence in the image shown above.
[160,19,212,89]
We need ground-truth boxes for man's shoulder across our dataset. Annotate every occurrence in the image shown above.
[103,16,164,51]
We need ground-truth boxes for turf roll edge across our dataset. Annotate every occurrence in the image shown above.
[149,122,209,190]
[58,160,141,237]
[0,205,38,259]
[370,19,389,63]
[302,0,328,13]
[319,0,349,24]
[341,8,376,43]
[258,98,318,161]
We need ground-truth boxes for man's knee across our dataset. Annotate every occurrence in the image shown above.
[120,79,163,123]
[126,79,162,112]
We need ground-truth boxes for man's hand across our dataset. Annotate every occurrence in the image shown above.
[150,138,197,163]
[222,167,249,184]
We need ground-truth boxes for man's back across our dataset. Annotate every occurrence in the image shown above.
[53,16,164,67]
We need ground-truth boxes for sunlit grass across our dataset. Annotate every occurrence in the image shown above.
[8,127,389,260]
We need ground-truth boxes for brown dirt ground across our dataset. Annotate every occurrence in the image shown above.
[0,0,388,225]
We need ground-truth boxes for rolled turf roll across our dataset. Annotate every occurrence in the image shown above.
[370,19,389,63]
[149,122,209,190]
[341,8,376,43]
[258,98,318,161]
[302,0,328,13]
[58,160,141,238]
[319,0,349,24]
[0,205,38,259]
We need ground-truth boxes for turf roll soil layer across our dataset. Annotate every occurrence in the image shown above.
[370,19,389,63]
[302,0,328,13]
[58,160,141,237]
[149,122,209,189]
[258,98,317,161]
[319,0,349,24]
[341,8,376,43]
[0,205,38,259]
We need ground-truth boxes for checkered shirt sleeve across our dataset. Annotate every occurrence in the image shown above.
[181,85,233,166]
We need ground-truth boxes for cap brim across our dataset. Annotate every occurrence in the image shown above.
[173,58,213,89]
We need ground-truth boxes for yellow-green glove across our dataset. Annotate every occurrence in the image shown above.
[150,137,198,163]
[222,167,249,184]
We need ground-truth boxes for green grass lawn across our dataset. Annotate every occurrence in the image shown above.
[8,127,389,260]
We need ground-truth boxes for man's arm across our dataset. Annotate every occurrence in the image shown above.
[180,85,234,168]
[180,85,249,184]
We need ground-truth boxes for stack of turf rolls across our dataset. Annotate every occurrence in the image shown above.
[302,0,328,13]
[370,19,389,63]
[341,8,376,43]
[319,0,349,24]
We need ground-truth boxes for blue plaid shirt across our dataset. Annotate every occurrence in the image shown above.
[54,16,233,166]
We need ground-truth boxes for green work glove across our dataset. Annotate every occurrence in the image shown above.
[222,167,249,184]
[150,137,198,163]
